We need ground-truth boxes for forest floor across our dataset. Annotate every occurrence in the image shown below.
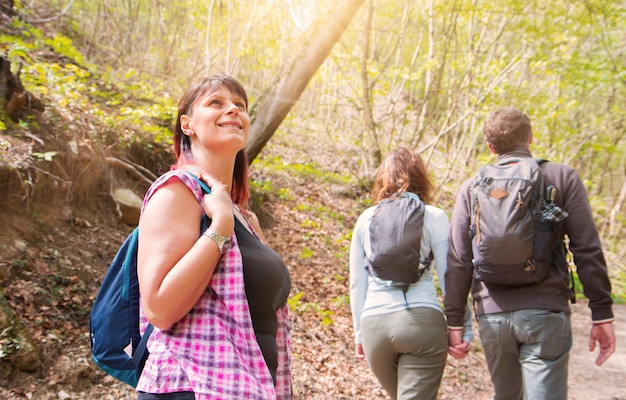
[0,154,624,399]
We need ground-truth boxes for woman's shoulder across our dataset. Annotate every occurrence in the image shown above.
[355,205,375,220]
[151,170,202,191]
[352,206,375,233]
[143,170,205,210]
[423,205,450,243]
[424,204,449,220]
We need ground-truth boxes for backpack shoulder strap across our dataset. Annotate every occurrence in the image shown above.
[186,172,211,194]
[132,323,153,372]
[402,191,421,202]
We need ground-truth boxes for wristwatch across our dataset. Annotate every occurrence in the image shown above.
[203,229,231,253]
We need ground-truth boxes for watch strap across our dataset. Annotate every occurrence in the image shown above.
[203,228,231,253]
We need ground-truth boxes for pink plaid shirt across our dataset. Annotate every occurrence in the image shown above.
[136,170,292,399]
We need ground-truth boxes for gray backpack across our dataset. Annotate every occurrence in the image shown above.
[469,158,564,286]
[365,192,432,291]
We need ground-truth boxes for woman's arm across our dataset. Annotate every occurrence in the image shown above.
[138,177,234,330]
[349,212,369,348]
[428,206,474,346]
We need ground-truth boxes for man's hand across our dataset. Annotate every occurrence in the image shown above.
[590,322,616,366]
[448,329,471,359]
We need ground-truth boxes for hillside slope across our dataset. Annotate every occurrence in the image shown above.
[0,136,625,398]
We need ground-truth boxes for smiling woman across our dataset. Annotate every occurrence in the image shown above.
[136,75,292,400]
[177,86,250,179]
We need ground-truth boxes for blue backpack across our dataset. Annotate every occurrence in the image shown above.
[90,174,210,387]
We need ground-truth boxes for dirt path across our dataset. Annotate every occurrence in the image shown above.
[568,300,626,400]
[442,300,626,400]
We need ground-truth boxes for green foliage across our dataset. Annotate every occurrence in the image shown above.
[250,178,294,201]
[276,188,293,200]
[317,308,335,326]
[0,292,22,359]
[4,41,32,64]
[287,291,305,312]
[117,100,176,145]
[287,292,338,326]
[11,257,26,269]
[1,20,178,152]
[43,34,87,66]
[295,203,346,224]
[331,294,349,307]
[23,61,90,104]
[333,232,352,260]
[566,232,626,303]
[571,270,585,303]
[251,178,274,195]
[323,274,345,284]
[1,27,38,70]
[255,155,352,185]
[611,272,626,305]
[300,219,320,229]
[568,269,624,305]
[0,326,22,359]
[299,246,314,259]
[289,162,351,184]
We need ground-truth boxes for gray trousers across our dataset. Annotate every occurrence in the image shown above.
[361,307,447,400]
[478,309,572,400]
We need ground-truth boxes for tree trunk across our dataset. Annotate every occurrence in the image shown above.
[359,0,380,168]
[245,0,364,162]
[0,56,45,122]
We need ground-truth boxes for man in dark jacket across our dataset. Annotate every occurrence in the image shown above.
[444,107,615,400]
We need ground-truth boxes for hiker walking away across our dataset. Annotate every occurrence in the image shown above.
[444,106,615,400]
[136,75,292,399]
[350,148,473,400]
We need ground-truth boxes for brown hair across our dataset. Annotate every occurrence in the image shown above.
[483,107,532,154]
[173,74,250,207]
[371,148,433,204]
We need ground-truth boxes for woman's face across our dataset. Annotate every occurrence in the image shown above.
[181,86,250,152]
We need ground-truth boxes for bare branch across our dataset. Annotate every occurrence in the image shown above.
[104,157,156,185]
[27,0,76,24]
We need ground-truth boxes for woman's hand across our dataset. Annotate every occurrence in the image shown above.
[448,329,471,359]
[355,343,366,361]
[199,174,235,237]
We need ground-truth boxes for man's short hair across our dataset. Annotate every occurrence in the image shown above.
[483,107,532,154]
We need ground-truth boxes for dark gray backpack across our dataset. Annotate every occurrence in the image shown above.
[469,158,565,286]
[365,192,432,291]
